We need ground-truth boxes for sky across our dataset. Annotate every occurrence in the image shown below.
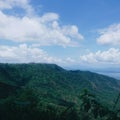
[0,0,120,70]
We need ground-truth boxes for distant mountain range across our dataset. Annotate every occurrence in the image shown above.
[0,63,120,107]
[96,72,120,80]
[65,65,120,80]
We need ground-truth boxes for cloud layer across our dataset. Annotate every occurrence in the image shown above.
[0,44,77,65]
[0,0,83,47]
[0,44,63,63]
[0,0,33,14]
[97,24,120,46]
[80,48,120,65]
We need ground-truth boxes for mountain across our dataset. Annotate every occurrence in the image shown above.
[0,63,120,107]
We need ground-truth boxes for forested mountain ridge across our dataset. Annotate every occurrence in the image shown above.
[0,63,120,105]
[0,63,120,120]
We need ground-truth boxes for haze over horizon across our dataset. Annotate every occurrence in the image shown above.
[0,0,120,72]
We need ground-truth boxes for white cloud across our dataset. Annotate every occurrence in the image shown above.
[80,48,120,65]
[0,0,33,15]
[0,44,63,63]
[0,0,83,47]
[0,44,79,65]
[66,57,75,63]
[97,24,120,46]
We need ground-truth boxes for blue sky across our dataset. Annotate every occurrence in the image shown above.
[0,0,120,70]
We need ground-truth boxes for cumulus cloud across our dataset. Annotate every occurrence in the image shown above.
[0,44,63,63]
[66,57,75,63]
[0,44,79,65]
[0,0,83,47]
[0,0,33,15]
[80,48,120,65]
[97,24,120,46]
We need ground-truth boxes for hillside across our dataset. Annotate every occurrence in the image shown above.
[0,63,120,107]
[0,63,120,120]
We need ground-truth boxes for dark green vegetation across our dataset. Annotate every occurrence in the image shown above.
[0,63,120,120]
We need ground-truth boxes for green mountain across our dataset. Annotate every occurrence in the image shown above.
[0,63,120,107]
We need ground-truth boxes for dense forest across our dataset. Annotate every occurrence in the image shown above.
[0,63,120,120]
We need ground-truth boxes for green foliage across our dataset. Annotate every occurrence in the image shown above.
[0,63,120,120]
[0,88,120,120]
[79,90,120,120]
[0,63,120,106]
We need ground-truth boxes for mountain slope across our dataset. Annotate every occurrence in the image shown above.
[0,63,120,107]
